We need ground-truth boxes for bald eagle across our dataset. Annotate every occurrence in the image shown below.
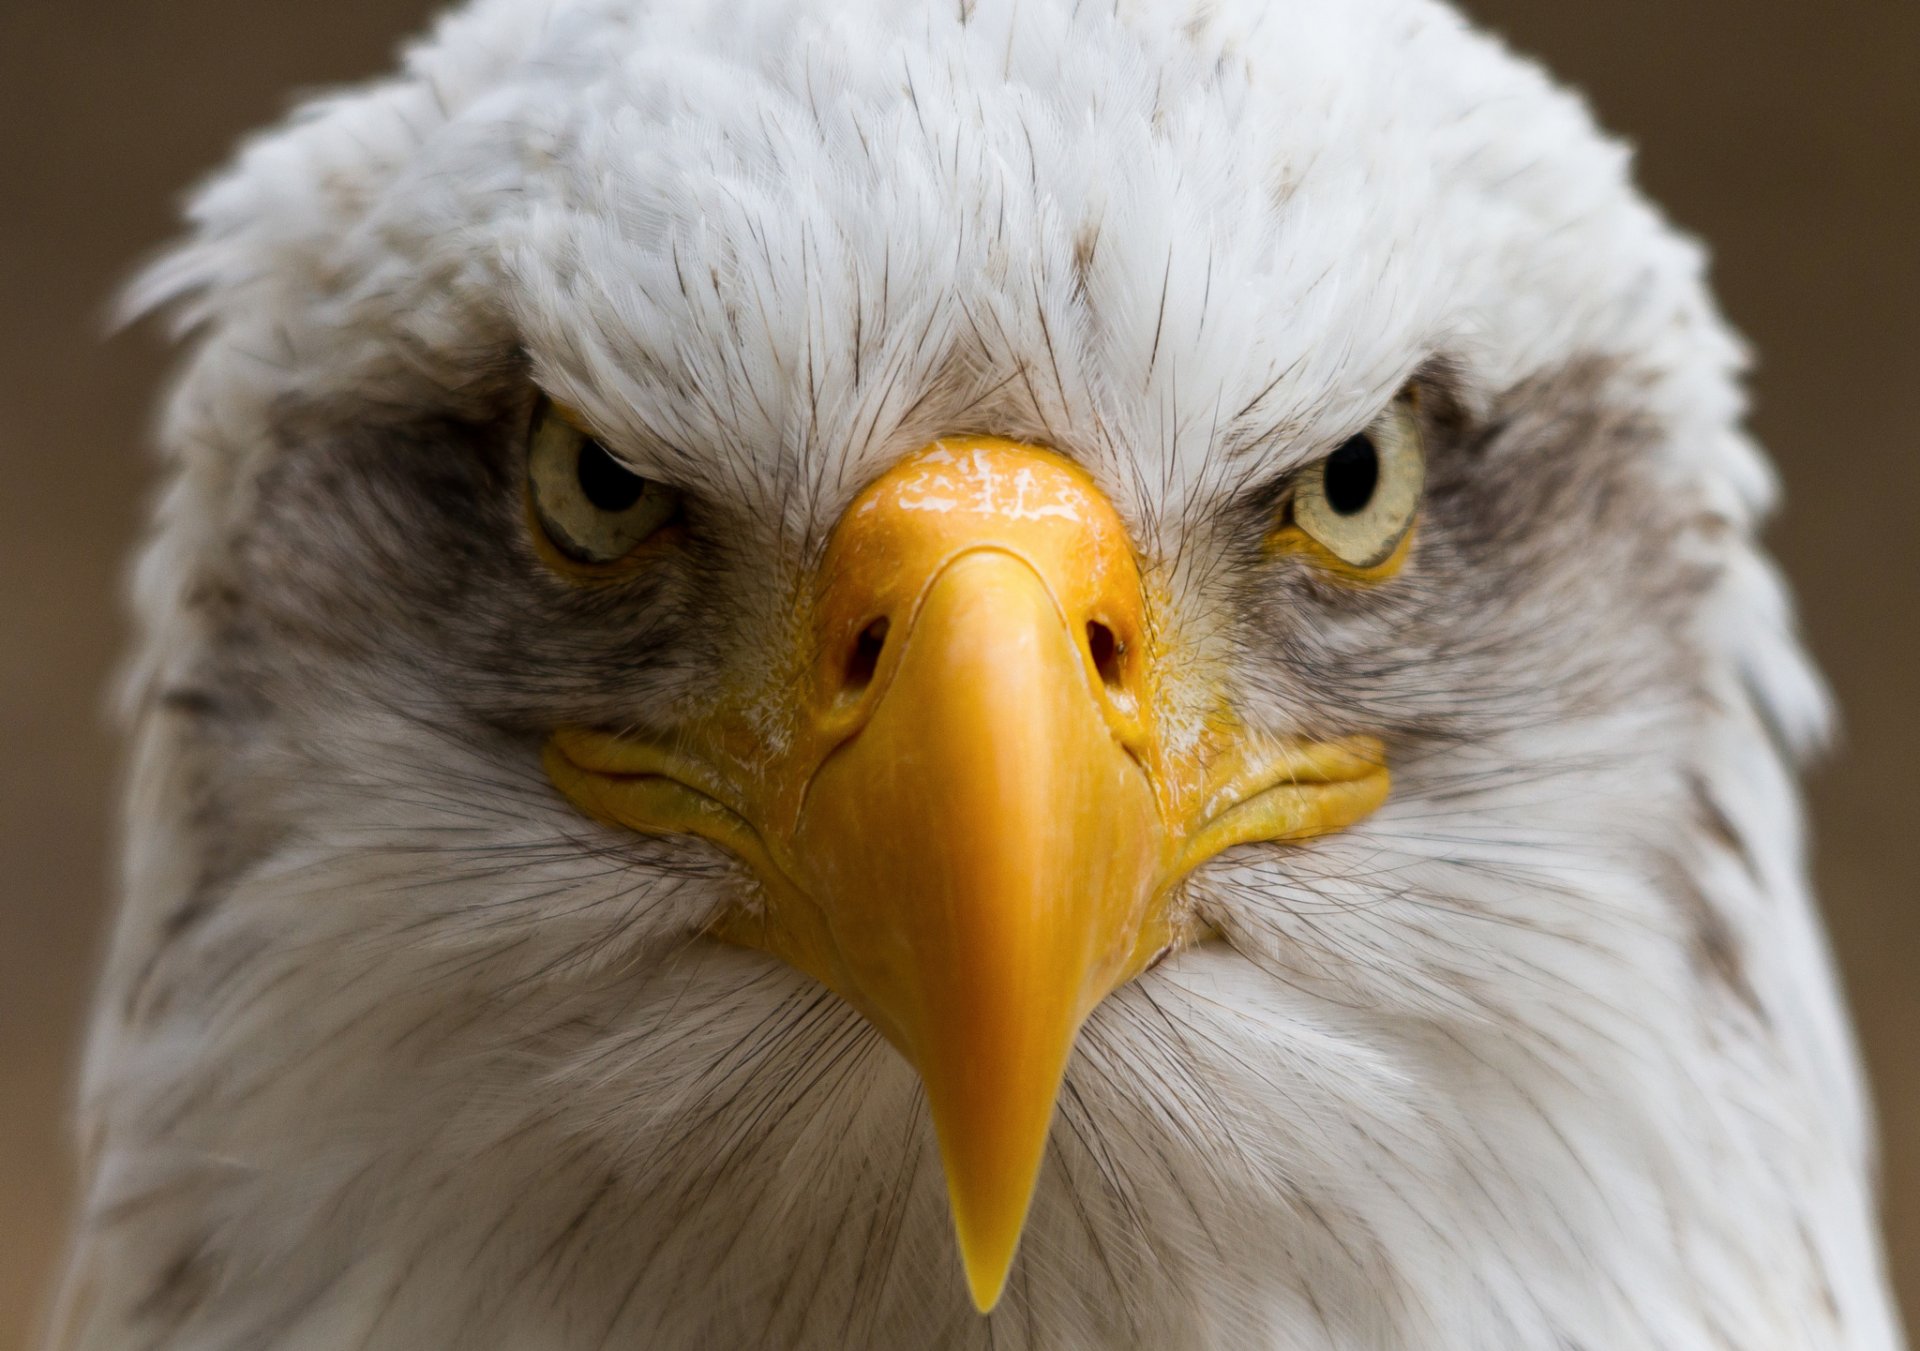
[49,0,1904,1346]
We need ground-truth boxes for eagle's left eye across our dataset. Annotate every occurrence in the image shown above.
[526,399,680,567]
[1286,397,1425,572]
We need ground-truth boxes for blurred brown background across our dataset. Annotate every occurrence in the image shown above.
[1,0,1913,1345]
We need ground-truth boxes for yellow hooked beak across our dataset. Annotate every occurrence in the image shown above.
[545,439,1388,1310]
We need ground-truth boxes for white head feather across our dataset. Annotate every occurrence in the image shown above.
[51,0,1902,1346]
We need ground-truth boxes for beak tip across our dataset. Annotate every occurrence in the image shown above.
[931,1092,1055,1318]
[943,1133,1047,1315]
[957,1224,1019,1314]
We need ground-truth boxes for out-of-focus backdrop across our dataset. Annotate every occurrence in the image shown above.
[1,1,1913,1345]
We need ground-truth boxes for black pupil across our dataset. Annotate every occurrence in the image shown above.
[1323,434,1380,516]
[576,438,647,513]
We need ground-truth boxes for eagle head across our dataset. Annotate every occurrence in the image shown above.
[53,0,1900,1347]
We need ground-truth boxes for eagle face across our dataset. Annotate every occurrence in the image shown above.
[57,0,1902,1348]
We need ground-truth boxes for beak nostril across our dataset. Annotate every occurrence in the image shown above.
[844,617,890,695]
[1085,620,1125,689]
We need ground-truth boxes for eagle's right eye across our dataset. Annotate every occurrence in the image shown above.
[526,399,680,568]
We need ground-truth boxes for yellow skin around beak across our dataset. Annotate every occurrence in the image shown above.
[544,439,1388,1310]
